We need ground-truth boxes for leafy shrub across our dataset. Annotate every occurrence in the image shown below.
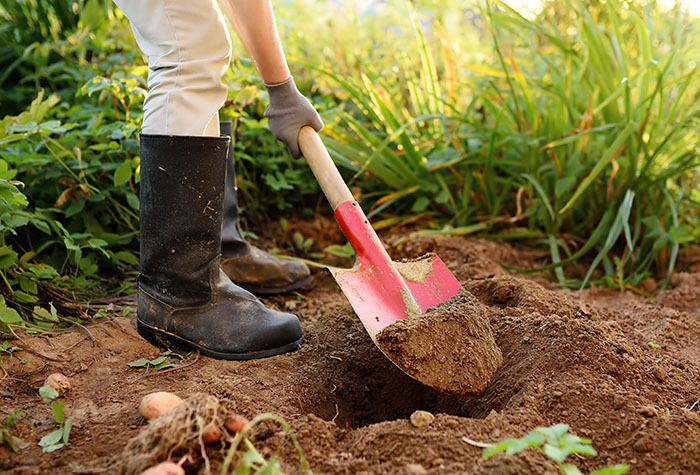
[316,0,700,288]
[482,423,629,475]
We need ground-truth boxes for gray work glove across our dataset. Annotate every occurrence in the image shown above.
[264,77,323,159]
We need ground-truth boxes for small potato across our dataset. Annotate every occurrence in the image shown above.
[138,392,183,420]
[224,415,249,434]
[202,423,221,445]
[44,373,71,394]
[140,461,185,475]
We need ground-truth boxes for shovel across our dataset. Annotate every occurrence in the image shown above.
[298,127,462,341]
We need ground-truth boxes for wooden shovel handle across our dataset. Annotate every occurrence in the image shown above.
[298,126,353,210]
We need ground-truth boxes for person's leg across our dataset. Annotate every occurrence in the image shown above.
[113,0,304,359]
[114,0,231,136]
[219,121,312,295]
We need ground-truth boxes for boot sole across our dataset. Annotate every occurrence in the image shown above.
[238,275,313,296]
[136,319,304,361]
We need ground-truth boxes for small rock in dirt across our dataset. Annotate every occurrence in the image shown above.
[640,277,657,294]
[445,419,459,429]
[431,457,445,467]
[683,410,700,423]
[351,459,369,471]
[410,410,435,428]
[405,463,428,475]
[633,435,654,453]
[652,367,667,382]
[612,394,626,409]
[639,405,658,418]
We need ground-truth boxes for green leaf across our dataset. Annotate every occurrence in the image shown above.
[19,277,37,295]
[560,463,583,475]
[64,199,86,217]
[114,161,132,187]
[536,423,570,440]
[80,0,105,30]
[411,196,430,212]
[234,85,259,106]
[0,246,18,269]
[33,306,57,322]
[559,122,636,214]
[39,385,59,401]
[324,243,355,258]
[51,401,65,424]
[4,409,23,427]
[38,428,63,447]
[62,418,71,444]
[590,464,630,475]
[505,431,545,454]
[0,308,22,324]
[543,443,569,463]
[88,238,109,249]
[114,251,139,265]
[42,442,65,453]
[669,226,693,244]
[149,356,167,366]
[482,438,515,458]
[126,192,139,210]
[127,358,149,368]
[12,290,37,304]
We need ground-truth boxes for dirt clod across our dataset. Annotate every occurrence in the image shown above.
[409,410,435,428]
[376,289,503,395]
[405,463,428,475]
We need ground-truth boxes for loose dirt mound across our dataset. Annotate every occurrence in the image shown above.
[2,234,700,474]
[376,289,502,395]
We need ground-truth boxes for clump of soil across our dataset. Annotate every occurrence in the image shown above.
[376,288,503,395]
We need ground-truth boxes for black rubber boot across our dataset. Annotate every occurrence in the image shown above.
[219,121,312,295]
[137,134,303,360]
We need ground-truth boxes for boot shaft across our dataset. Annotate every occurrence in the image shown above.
[219,121,250,258]
[139,134,229,306]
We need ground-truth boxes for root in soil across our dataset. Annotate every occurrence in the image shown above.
[118,393,225,475]
[376,288,503,395]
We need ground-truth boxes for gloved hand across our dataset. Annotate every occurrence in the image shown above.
[265,77,323,159]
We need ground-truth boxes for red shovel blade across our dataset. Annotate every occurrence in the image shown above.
[329,200,461,340]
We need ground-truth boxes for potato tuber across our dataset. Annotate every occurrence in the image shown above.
[138,392,183,420]
[202,423,221,444]
[140,461,185,475]
[44,373,71,394]
[224,415,249,433]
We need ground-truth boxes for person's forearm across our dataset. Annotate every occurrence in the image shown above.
[219,0,291,85]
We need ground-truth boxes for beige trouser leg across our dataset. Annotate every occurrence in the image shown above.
[113,0,231,136]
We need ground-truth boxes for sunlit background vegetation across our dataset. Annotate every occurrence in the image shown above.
[0,0,698,328]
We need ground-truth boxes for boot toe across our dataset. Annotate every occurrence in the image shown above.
[221,246,312,295]
[253,310,303,352]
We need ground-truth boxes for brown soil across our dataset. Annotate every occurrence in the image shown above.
[2,233,700,474]
[376,289,502,395]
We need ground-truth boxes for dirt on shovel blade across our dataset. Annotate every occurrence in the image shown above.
[376,288,502,395]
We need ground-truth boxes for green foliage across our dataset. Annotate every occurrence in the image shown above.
[311,0,699,288]
[0,0,112,114]
[483,423,629,475]
[220,58,322,219]
[220,413,314,475]
[0,5,144,327]
[1,0,698,328]
[127,350,183,372]
[37,384,71,453]
[0,409,27,451]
